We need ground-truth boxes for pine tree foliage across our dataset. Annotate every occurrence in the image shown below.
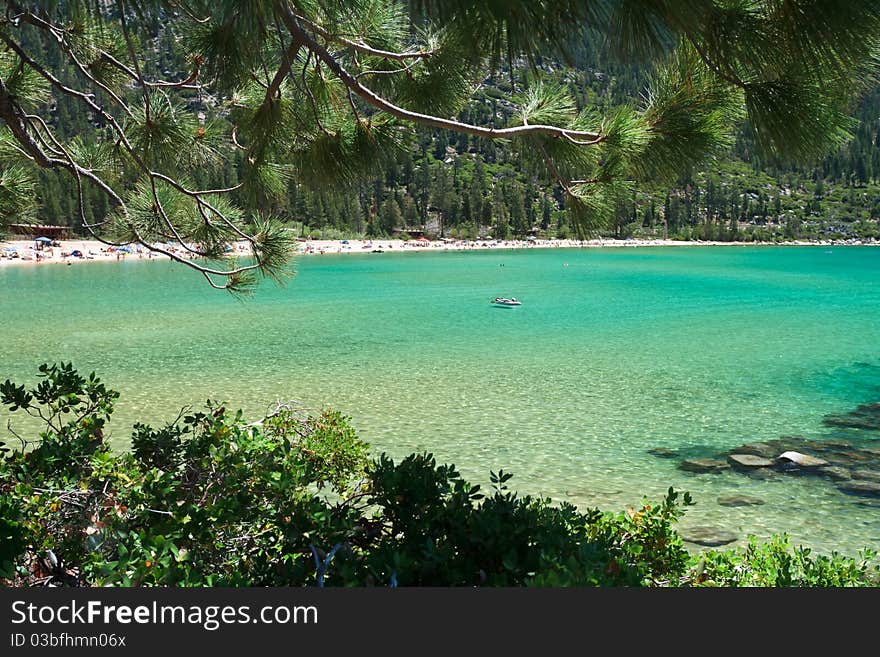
[0,0,877,282]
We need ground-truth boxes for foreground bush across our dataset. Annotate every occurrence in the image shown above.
[692,536,877,587]
[1,364,877,587]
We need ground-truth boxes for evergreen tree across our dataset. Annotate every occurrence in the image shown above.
[378,195,402,236]
[541,195,553,230]
[0,1,877,289]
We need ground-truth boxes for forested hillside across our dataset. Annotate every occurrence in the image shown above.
[13,11,880,243]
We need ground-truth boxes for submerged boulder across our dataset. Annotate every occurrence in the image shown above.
[717,495,765,507]
[838,481,880,497]
[823,402,880,431]
[647,447,679,459]
[728,454,774,469]
[730,442,777,459]
[818,466,852,481]
[679,458,730,474]
[811,439,854,451]
[851,469,880,483]
[772,435,813,452]
[680,526,739,547]
[824,449,875,466]
[745,468,777,480]
[777,451,828,468]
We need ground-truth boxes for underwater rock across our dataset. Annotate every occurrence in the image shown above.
[837,481,880,497]
[729,442,777,459]
[850,469,880,482]
[818,466,852,481]
[822,449,875,467]
[647,447,679,459]
[811,439,854,451]
[680,526,739,547]
[717,495,765,507]
[745,468,777,480]
[679,458,730,474]
[728,454,774,468]
[823,402,880,431]
[771,435,813,452]
[777,451,828,468]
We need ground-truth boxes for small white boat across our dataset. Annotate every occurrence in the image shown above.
[492,297,522,307]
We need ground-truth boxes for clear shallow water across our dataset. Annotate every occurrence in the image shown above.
[2,246,880,554]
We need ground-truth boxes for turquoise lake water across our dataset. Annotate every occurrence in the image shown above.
[2,246,880,554]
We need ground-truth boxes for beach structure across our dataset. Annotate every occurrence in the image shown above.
[7,224,71,240]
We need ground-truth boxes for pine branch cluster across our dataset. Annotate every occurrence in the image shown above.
[0,0,876,285]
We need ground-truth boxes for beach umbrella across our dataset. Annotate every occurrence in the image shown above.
[35,236,53,243]
[116,245,133,253]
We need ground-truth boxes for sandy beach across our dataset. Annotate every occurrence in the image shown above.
[293,236,873,255]
[1,235,874,267]
[0,239,151,266]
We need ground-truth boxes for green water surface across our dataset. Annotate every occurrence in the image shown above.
[2,246,879,554]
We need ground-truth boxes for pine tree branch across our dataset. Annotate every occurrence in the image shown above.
[275,2,602,144]
[115,0,149,117]
[3,27,245,251]
[534,139,575,196]
[17,9,134,116]
[0,32,93,104]
[148,171,254,243]
[266,34,302,101]
[292,11,435,62]
[2,75,269,283]
[354,58,422,81]
[0,30,134,150]
[0,5,287,289]
[0,78,63,168]
[26,112,114,237]
[299,50,332,137]
[684,36,745,89]
[98,49,203,90]
[10,3,200,90]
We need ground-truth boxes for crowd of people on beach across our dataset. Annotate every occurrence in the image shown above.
[0,239,158,265]
[0,236,624,263]
[1,234,875,266]
[0,238,252,266]
[296,237,664,255]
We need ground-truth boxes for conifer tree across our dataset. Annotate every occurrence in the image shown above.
[0,1,877,290]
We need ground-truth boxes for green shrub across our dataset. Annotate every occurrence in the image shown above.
[1,364,876,587]
[0,496,26,580]
[355,455,693,586]
[1,365,369,586]
[690,535,879,587]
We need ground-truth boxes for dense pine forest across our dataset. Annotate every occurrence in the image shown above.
[13,14,880,243]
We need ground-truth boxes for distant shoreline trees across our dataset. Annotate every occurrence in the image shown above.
[1,1,878,289]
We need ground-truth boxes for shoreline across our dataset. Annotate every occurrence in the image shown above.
[293,236,877,255]
[1,236,876,267]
